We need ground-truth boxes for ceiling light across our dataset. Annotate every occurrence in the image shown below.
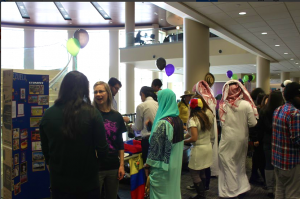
[15,2,30,19]
[291,58,294,60]
[296,63,299,64]
[254,65,256,66]
[261,32,267,35]
[160,19,163,20]
[154,12,158,15]
[275,45,280,47]
[91,2,112,20]
[284,53,288,54]
[176,26,180,30]
[26,21,29,22]
[239,12,246,15]
[54,2,71,20]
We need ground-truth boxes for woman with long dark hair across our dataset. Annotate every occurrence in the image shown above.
[130,86,158,163]
[256,91,284,198]
[93,81,127,199]
[184,94,214,199]
[40,71,108,199]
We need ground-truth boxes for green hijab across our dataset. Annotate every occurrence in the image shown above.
[150,89,179,140]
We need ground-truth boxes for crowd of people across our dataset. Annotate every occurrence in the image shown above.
[39,71,300,199]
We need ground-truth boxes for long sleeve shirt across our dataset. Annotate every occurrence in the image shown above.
[272,102,300,170]
[131,97,158,138]
[39,104,108,193]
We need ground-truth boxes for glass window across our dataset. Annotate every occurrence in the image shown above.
[77,30,109,100]
[134,68,152,108]
[1,27,24,69]
[34,29,68,70]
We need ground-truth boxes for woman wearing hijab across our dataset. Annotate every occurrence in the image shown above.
[218,80,258,198]
[184,95,214,199]
[192,81,219,188]
[144,89,184,199]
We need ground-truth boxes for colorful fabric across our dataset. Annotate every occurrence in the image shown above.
[150,89,179,141]
[124,140,142,154]
[178,101,189,124]
[272,102,300,170]
[129,153,145,199]
[192,80,216,106]
[219,80,258,125]
[189,98,203,110]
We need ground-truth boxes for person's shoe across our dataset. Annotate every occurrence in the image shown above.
[186,184,195,190]
[204,186,209,191]
[267,193,274,198]
[189,182,206,199]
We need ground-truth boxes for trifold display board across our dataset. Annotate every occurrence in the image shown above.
[2,70,50,199]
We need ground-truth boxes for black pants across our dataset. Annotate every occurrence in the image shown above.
[251,144,266,181]
[141,137,150,164]
[51,187,100,199]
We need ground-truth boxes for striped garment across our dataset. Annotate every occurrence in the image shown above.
[272,102,300,170]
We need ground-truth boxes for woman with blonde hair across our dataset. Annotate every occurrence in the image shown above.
[93,81,127,199]
[184,94,214,199]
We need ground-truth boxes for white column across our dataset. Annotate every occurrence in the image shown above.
[152,71,160,80]
[291,77,299,83]
[109,30,120,106]
[256,56,270,94]
[24,29,34,69]
[125,2,135,47]
[183,18,209,91]
[152,24,159,43]
[125,2,135,113]
[281,72,290,83]
[126,64,135,113]
[68,30,76,71]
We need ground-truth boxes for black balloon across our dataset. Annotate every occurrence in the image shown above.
[156,57,166,71]
[74,29,89,48]
[249,75,253,81]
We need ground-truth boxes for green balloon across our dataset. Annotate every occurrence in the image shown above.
[243,75,249,82]
[67,38,80,57]
[231,74,238,80]
[252,75,255,81]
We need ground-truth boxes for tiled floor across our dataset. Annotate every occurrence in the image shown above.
[118,157,270,199]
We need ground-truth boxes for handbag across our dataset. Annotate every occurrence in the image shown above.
[144,176,150,199]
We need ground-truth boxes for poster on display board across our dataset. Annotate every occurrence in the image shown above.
[2,70,50,199]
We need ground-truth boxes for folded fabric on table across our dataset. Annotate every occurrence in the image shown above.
[124,140,142,154]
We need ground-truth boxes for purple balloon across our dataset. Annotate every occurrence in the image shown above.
[226,70,233,78]
[238,78,243,83]
[165,64,175,77]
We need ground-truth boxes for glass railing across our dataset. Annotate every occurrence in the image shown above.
[122,27,184,47]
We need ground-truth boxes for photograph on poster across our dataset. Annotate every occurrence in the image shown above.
[20,173,28,184]
[38,95,49,105]
[20,129,28,139]
[32,141,42,151]
[33,161,45,172]
[29,85,44,95]
[20,88,26,99]
[28,95,38,103]
[13,139,19,150]
[14,182,21,195]
[31,106,43,116]
[31,130,41,141]
[20,162,27,174]
[13,128,20,139]
[21,139,28,150]
[32,151,44,161]
[21,152,26,163]
[14,165,19,177]
[14,154,19,165]
[30,117,42,127]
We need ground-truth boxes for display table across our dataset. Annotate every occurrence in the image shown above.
[124,153,141,161]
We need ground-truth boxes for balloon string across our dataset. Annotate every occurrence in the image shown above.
[74,56,77,71]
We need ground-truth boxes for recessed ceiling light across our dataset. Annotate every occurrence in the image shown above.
[154,12,158,15]
[176,26,180,30]
[296,63,299,64]
[239,12,246,15]
[275,45,280,47]
[291,58,294,60]
[26,21,29,22]
[160,19,163,20]
[261,32,267,35]
[254,65,256,66]
[284,53,288,54]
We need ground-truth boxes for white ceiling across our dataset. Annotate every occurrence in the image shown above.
[181,2,300,76]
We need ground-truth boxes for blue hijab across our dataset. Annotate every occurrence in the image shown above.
[150,89,179,140]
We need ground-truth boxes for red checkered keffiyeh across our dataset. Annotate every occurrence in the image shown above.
[192,80,216,106]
